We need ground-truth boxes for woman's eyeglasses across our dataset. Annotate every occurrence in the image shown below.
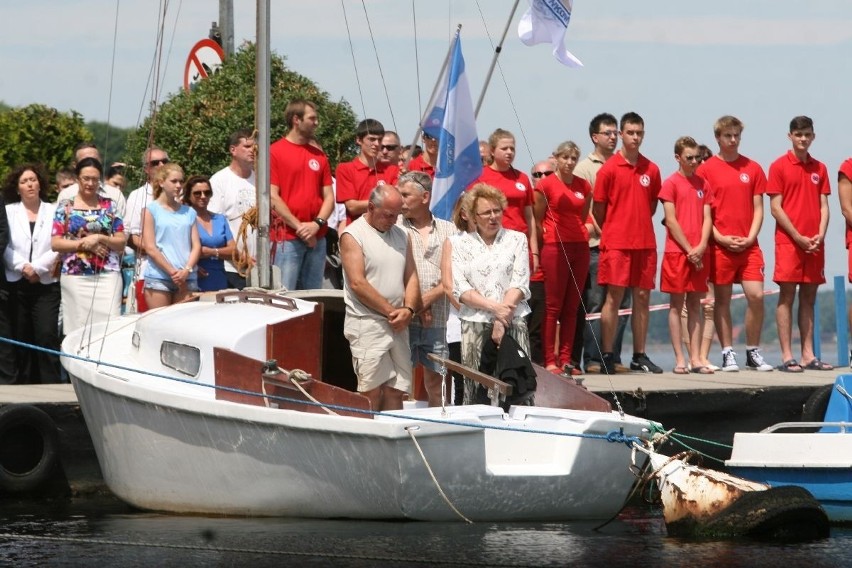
[191,189,213,197]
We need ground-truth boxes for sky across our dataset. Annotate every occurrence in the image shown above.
[3,0,852,288]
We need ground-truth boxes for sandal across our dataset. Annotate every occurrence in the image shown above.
[690,365,714,375]
[545,365,561,374]
[673,366,690,375]
[778,359,804,373]
[803,358,834,371]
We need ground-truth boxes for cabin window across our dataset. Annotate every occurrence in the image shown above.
[160,341,201,377]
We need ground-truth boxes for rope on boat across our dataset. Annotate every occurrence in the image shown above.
[276,367,339,416]
[405,426,473,524]
[647,422,731,465]
[0,336,648,446]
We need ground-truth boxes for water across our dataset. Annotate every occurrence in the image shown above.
[0,496,847,567]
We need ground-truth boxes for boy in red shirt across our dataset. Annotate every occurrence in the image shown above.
[696,115,773,372]
[592,112,662,374]
[838,158,852,365]
[659,137,713,374]
[336,118,400,224]
[767,116,832,372]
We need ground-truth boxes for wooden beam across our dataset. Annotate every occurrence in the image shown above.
[426,353,512,406]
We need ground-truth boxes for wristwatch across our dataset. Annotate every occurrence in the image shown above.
[313,217,327,227]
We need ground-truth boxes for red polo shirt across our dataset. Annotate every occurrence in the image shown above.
[270,138,332,240]
[839,158,852,247]
[659,171,713,253]
[407,154,435,178]
[536,174,591,244]
[593,152,661,249]
[767,150,830,248]
[335,158,400,223]
[696,155,766,238]
[470,166,534,234]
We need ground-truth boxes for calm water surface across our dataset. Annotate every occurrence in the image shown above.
[0,496,847,567]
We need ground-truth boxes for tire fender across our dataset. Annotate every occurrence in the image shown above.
[0,404,60,493]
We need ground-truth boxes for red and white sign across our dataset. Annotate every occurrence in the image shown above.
[183,38,225,91]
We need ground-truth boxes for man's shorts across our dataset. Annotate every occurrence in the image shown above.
[711,244,764,285]
[660,252,710,293]
[598,248,656,289]
[774,242,825,284]
[409,323,449,373]
[144,276,199,293]
[344,315,412,394]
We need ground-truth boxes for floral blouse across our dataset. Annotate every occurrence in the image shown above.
[52,197,124,275]
[451,228,531,323]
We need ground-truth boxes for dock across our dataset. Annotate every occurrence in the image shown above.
[0,367,844,498]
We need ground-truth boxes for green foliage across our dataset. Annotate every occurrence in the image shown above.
[123,43,358,187]
[0,103,92,199]
[87,120,133,168]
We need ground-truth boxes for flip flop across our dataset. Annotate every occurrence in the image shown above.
[778,359,804,373]
[673,366,690,375]
[803,358,834,371]
[690,365,714,375]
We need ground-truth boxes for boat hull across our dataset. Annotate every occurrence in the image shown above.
[70,365,648,521]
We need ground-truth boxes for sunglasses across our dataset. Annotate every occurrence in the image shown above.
[381,144,399,151]
[683,155,702,162]
[532,170,554,178]
[192,189,213,197]
[148,158,170,167]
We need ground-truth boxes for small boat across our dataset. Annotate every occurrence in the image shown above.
[726,375,852,524]
[62,289,656,520]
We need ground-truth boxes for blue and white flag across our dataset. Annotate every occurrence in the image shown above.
[518,0,583,68]
[420,33,482,221]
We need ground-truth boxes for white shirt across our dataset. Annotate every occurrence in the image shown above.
[209,166,256,273]
[125,183,154,276]
[4,201,59,284]
[57,182,126,219]
[451,229,531,323]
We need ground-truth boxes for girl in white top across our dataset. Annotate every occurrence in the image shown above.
[2,164,61,383]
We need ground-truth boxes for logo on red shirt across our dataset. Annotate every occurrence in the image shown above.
[697,190,705,199]
[515,182,526,191]
[308,159,320,171]
[574,191,584,199]
[639,174,650,187]
[739,173,750,183]
[811,173,820,185]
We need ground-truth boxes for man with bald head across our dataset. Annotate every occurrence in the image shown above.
[341,185,422,411]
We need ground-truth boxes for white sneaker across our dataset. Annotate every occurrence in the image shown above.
[746,348,774,372]
[721,350,739,372]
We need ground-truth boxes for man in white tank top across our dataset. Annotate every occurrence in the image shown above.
[341,185,421,411]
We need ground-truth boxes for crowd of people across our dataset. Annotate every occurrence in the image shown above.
[0,105,846,411]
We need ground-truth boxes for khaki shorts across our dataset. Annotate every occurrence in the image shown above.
[344,316,412,394]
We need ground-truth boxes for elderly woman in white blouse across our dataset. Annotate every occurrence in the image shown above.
[451,183,531,404]
[2,164,61,383]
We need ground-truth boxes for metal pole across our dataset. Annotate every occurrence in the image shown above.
[220,0,235,56]
[835,275,849,366]
[405,25,459,171]
[474,0,520,118]
[255,0,271,288]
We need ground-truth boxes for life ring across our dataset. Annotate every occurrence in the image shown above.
[0,404,60,493]
[801,384,833,423]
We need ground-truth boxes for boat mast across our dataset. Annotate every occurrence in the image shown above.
[474,0,520,118]
[255,0,272,289]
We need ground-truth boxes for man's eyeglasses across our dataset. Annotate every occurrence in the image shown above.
[532,170,554,179]
[148,158,170,167]
[381,145,399,151]
[192,189,213,197]
[596,130,618,138]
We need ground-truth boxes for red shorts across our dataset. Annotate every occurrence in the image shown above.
[660,252,710,293]
[135,280,149,313]
[710,244,764,285]
[774,242,825,284]
[598,248,656,289]
[849,247,852,283]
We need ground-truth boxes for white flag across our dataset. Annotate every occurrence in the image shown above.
[518,0,583,68]
[420,33,482,220]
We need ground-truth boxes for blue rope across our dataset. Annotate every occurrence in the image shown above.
[0,336,646,446]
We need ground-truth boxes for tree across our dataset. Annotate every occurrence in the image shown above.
[87,120,133,168]
[123,42,358,186]
[0,103,92,198]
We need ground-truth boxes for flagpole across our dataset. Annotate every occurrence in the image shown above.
[405,24,461,171]
[474,0,520,118]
